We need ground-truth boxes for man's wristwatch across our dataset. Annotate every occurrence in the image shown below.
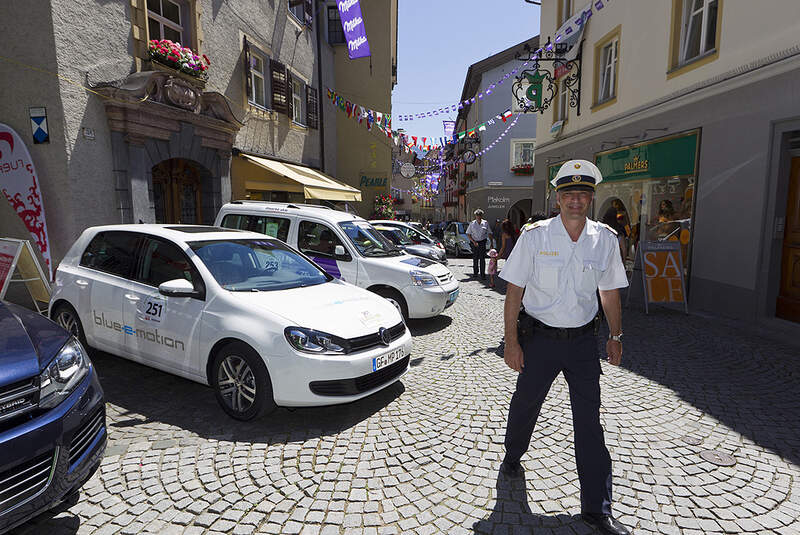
[608,332,623,343]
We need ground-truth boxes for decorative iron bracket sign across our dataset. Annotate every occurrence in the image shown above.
[512,38,583,115]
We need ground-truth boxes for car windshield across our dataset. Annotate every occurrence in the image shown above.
[338,221,402,257]
[189,238,331,291]
[451,223,467,234]
[377,228,413,245]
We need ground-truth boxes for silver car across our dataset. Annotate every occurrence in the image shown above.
[373,226,448,265]
[443,222,473,257]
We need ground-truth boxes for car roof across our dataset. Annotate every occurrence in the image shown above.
[222,201,364,224]
[84,224,272,244]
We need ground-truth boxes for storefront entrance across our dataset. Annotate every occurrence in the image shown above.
[152,159,205,224]
[777,157,800,322]
[507,199,532,230]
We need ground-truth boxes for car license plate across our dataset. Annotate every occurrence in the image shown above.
[448,289,459,303]
[373,347,405,372]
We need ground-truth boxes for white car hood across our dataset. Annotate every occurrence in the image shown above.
[231,281,403,339]
[377,253,452,277]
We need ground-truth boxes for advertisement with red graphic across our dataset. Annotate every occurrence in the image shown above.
[0,124,52,280]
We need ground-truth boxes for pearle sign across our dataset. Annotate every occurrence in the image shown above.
[338,0,371,59]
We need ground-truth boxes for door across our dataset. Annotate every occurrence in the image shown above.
[77,231,142,353]
[152,159,203,224]
[297,220,358,284]
[777,157,800,322]
[124,237,206,374]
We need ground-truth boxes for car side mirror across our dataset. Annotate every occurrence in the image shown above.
[333,245,351,261]
[159,278,200,298]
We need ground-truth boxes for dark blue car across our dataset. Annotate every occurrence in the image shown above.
[0,301,105,532]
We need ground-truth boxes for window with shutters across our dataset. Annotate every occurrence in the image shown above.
[327,6,345,44]
[247,50,270,109]
[292,79,304,125]
[270,60,289,114]
[306,86,319,129]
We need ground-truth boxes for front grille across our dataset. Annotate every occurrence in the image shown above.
[0,377,38,426]
[69,408,105,467]
[0,449,56,515]
[436,272,453,284]
[347,322,406,353]
[310,356,410,396]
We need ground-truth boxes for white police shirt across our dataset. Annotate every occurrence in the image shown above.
[466,219,491,242]
[499,216,629,328]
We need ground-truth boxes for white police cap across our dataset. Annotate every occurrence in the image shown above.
[550,159,603,192]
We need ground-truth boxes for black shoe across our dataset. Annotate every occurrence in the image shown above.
[499,460,523,478]
[580,513,631,535]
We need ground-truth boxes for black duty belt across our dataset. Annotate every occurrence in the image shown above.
[518,312,597,339]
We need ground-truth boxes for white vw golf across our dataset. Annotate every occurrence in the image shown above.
[50,225,412,420]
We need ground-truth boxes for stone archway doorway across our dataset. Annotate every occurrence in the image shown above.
[152,158,206,224]
[507,198,532,230]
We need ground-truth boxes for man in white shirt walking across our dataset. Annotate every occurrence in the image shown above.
[498,160,631,535]
[466,209,491,280]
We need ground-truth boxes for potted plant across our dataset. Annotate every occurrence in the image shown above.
[148,39,210,82]
[511,163,534,175]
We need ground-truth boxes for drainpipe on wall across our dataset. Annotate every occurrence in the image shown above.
[315,0,326,173]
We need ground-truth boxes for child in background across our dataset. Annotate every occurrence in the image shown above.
[487,248,498,287]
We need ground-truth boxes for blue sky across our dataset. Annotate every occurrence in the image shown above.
[391,1,542,144]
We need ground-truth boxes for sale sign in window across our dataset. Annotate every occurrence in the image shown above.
[642,241,686,303]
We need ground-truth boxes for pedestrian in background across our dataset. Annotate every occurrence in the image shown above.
[492,218,502,249]
[498,160,631,535]
[466,209,491,279]
[487,248,498,287]
[497,219,516,263]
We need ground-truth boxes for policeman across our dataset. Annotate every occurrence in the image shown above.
[498,160,631,535]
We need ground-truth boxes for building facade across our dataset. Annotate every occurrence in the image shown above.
[454,37,540,230]
[533,0,800,325]
[0,0,345,269]
[325,0,398,217]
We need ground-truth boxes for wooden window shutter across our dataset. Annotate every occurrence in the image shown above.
[286,69,294,120]
[304,0,313,26]
[270,59,288,114]
[306,86,319,129]
[243,36,252,100]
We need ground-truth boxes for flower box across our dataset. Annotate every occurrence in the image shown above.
[511,164,534,175]
[147,40,209,85]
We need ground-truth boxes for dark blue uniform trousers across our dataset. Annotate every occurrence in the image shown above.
[504,330,613,515]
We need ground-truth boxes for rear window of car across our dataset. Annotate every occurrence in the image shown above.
[80,231,142,278]
[221,214,291,242]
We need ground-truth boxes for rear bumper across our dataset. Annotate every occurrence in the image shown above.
[0,368,106,532]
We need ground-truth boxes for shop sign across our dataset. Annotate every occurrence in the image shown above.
[359,175,387,188]
[488,195,511,209]
[595,131,699,183]
[634,241,688,314]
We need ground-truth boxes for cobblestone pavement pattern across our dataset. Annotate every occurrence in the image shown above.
[13,258,800,535]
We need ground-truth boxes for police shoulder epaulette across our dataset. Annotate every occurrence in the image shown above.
[597,222,618,235]
[521,221,544,233]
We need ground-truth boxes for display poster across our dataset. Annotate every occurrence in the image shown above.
[0,240,19,297]
[0,123,52,280]
[337,0,371,59]
[634,240,688,314]
[0,239,51,313]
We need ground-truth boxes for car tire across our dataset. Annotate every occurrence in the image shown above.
[52,303,88,347]
[211,342,277,421]
[374,288,409,321]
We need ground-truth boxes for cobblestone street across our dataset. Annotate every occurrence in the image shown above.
[13,258,800,535]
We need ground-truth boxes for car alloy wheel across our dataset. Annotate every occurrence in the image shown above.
[212,342,276,421]
[217,355,257,414]
[53,304,88,347]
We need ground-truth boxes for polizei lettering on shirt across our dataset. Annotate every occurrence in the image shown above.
[93,310,185,351]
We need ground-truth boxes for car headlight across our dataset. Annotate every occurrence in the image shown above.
[284,327,349,354]
[409,269,438,286]
[39,338,91,409]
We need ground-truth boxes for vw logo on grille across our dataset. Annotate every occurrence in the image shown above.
[379,327,391,346]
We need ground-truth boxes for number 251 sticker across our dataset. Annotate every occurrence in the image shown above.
[141,296,165,323]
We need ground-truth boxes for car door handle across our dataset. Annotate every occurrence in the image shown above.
[75,279,89,287]
[124,294,141,302]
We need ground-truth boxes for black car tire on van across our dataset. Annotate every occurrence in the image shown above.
[211,342,277,420]
[52,303,88,348]
[374,288,409,321]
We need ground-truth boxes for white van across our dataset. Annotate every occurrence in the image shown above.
[215,202,460,319]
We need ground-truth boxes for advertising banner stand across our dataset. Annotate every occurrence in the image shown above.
[626,240,688,315]
[0,238,51,315]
